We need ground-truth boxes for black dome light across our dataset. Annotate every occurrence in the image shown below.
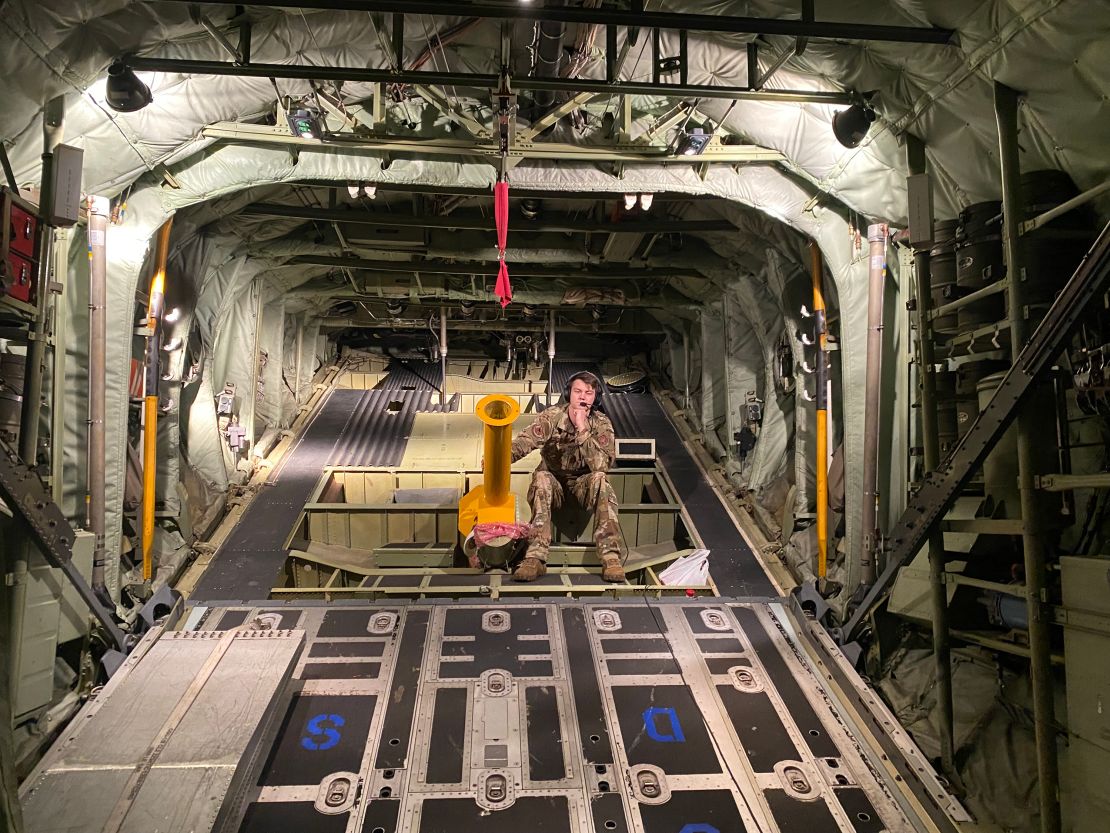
[105,61,153,113]
[832,104,876,149]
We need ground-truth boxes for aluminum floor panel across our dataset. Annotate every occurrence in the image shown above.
[20,629,303,833]
[159,600,964,833]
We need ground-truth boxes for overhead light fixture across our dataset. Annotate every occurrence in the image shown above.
[385,300,404,317]
[459,300,476,319]
[832,103,876,149]
[639,193,654,211]
[105,61,153,113]
[347,183,377,200]
[287,106,324,140]
[623,194,637,211]
[163,307,181,323]
[678,127,711,156]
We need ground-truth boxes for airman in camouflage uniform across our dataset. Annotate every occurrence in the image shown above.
[510,371,626,582]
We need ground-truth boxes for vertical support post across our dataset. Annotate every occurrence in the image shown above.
[722,294,735,456]
[248,284,264,448]
[994,81,1060,833]
[906,136,956,777]
[141,219,173,584]
[88,197,109,591]
[860,223,888,586]
[547,309,556,407]
[19,96,64,466]
[293,316,304,405]
[605,25,617,83]
[682,324,691,411]
[50,228,70,502]
[439,307,448,404]
[811,242,828,578]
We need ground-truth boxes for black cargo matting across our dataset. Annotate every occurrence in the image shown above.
[204,600,948,833]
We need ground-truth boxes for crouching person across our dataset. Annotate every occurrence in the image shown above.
[510,371,626,582]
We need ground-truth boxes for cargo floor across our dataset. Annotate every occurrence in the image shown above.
[21,600,967,833]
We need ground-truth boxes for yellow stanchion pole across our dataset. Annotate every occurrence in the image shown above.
[141,219,174,582]
[811,242,829,578]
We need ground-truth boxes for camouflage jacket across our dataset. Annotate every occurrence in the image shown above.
[510,405,616,474]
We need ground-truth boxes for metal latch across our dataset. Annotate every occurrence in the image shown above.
[700,609,732,631]
[475,770,516,810]
[480,668,513,697]
[314,772,359,814]
[729,666,763,693]
[593,609,622,632]
[482,610,511,633]
[367,611,398,635]
[628,765,670,805]
[774,762,820,801]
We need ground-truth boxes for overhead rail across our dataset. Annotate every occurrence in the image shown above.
[132,55,852,104]
[201,121,787,163]
[840,220,1110,644]
[157,0,957,44]
[285,254,708,280]
[240,202,738,233]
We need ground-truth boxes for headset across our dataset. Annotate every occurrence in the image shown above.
[563,370,604,412]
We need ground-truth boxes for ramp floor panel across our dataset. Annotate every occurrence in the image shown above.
[115,599,960,833]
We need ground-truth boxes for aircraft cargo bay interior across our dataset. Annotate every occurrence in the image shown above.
[0,3,1108,833]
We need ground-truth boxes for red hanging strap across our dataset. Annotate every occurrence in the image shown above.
[494,180,512,307]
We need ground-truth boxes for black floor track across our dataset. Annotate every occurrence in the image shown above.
[607,391,774,596]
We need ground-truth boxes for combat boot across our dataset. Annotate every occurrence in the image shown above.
[513,556,547,582]
[600,555,625,583]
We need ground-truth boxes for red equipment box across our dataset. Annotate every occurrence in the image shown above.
[4,251,35,302]
[2,188,39,305]
[8,203,37,257]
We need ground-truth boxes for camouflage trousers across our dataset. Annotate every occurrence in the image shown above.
[525,470,624,564]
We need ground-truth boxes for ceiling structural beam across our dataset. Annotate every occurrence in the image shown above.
[314,88,364,132]
[321,313,666,333]
[283,253,708,280]
[201,121,785,163]
[129,56,855,104]
[411,84,491,139]
[156,0,956,44]
[286,181,718,201]
[241,202,738,233]
[518,92,603,142]
[309,291,697,311]
[188,4,247,63]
